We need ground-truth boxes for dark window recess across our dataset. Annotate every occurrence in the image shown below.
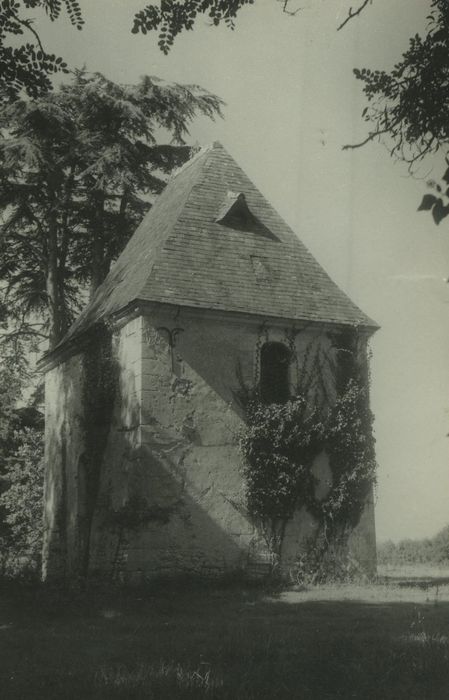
[260,342,291,404]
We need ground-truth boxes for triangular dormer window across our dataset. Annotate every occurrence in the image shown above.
[215,191,277,239]
[215,191,254,227]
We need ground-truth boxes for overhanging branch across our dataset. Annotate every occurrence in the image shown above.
[342,131,380,150]
[337,0,372,31]
[6,7,46,55]
[281,0,303,17]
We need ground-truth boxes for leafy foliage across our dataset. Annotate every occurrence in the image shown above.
[241,396,321,560]
[132,0,255,54]
[0,70,223,347]
[0,354,44,578]
[316,379,376,535]
[354,0,449,161]
[353,0,449,223]
[0,425,44,577]
[378,524,449,566]
[0,0,80,100]
[1,1,373,101]
[1,0,258,96]
[241,395,324,567]
[293,536,367,584]
[1,0,255,96]
[416,172,449,226]
[0,359,22,448]
[131,0,373,53]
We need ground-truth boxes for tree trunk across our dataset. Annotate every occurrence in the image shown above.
[266,519,287,577]
[46,218,66,349]
[89,191,106,298]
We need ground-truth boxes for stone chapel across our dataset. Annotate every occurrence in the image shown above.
[40,142,378,582]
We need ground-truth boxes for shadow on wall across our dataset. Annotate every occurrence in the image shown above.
[85,322,268,582]
[43,327,267,582]
[86,418,269,581]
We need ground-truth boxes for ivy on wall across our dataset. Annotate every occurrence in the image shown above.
[240,396,325,569]
[239,328,377,576]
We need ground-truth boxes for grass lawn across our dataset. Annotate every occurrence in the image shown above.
[0,578,449,699]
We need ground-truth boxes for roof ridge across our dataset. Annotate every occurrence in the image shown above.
[170,141,219,179]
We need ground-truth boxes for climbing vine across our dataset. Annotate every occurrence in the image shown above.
[240,396,325,569]
[239,329,377,576]
[79,324,118,577]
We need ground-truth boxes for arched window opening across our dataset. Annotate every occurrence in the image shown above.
[260,342,291,404]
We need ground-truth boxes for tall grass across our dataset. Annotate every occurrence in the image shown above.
[93,614,449,700]
[96,661,222,698]
[2,583,449,699]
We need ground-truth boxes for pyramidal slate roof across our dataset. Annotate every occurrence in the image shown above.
[54,141,377,356]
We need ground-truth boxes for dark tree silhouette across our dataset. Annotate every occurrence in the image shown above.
[0,70,223,348]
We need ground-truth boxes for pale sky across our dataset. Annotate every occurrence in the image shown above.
[29,0,449,542]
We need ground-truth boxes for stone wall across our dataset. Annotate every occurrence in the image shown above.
[42,307,377,582]
[42,318,143,580]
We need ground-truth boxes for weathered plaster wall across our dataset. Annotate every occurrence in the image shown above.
[87,316,145,579]
[121,310,262,579]
[43,308,377,582]
[42,318,144,580]
[96,308,375,580]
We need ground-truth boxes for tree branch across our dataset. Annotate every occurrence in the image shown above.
[281,0,302,17]
[342,118,402,151]
[342,132,379,150]
[0,314,48,342]
[6,8,46,55]
[337,0,372,31]
[0,328,48,340]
